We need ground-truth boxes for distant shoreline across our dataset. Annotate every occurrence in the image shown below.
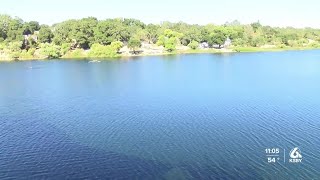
[1,47,319,61]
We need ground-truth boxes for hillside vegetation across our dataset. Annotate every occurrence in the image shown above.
[1,15,320,60]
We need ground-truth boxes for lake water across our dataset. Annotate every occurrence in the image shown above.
[1,51,320,179]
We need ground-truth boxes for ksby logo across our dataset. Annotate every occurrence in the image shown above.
[289,147,302,163]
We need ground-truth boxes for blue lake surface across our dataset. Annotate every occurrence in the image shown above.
[1,51,320,179]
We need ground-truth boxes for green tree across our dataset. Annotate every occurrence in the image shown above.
[251,21,262,33]
[38,25,54,43]
[157,29,183,52]
[262,26,278,43]
[123,18,145,42]
[208,28,228,48]
[165,37,177,52]
[145,24,160,43]
[201,24,216,42]
[128,37,142,54]
[72,17,98,49]
[23,21,40,35]
[280,32,298,46]
[188,40,199,50]
[123,18,145,28]
[6,18,24,42]
[181,25,202,46]
[94,19,124,45]
[250,36,265,47]
[0,15,13,41]
[52,20,77,45]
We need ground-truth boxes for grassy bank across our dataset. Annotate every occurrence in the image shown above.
[231,46,319,53]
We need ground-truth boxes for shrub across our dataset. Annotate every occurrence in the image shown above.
[88,43,120,58]
[8,41,22,58]
[39,43,61,58]
[66,49,86,58]
[20,50,33,59]
[60,43,71,55]
[188,41,199,50]
[110,41,123,52]
[310,42,320,48]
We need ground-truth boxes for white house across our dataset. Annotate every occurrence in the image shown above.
[223,37,232,48]
[199,42,209,49]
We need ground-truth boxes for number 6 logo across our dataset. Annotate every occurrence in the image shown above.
[290,147,302,159]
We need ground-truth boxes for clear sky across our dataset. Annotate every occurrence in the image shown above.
[1,0,319,28]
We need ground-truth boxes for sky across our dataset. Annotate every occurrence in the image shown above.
[0,0,319,28]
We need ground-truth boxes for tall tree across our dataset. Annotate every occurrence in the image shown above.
[72,17,98,49]
[208,28,228,48]
[94,19,128,45]
[23,21,40,35]
[38,25,54,43]
[145,24,160,43]
[128,37,142,54]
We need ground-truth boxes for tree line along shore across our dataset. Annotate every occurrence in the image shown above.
[0,15,320,60]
